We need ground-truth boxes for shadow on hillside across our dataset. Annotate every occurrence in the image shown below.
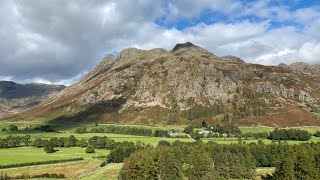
[47,98,127,126]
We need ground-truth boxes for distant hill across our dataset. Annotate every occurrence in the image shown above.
[0,81,65,114]
[4,42,320,127]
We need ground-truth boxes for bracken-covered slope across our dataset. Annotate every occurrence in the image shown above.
[4,42,320,127]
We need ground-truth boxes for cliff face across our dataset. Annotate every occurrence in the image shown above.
[6,42,320,127]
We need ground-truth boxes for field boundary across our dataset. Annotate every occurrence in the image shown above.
[0,157,83,169]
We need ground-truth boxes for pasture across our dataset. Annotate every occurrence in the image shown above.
[0,147,110,165]
[0,123,320,179]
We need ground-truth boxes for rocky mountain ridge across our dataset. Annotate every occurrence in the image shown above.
[5,42,320,127]
[0,81,65,114]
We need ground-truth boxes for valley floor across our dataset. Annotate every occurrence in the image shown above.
[0,123,319,179]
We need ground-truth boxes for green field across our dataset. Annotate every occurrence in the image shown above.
[239,126,320,134]
[0,147,110,165]
[0,131,193,145]
[0,123,320,179]
[202,136,320,144]
[80,163,123,180]
[0,159,104,179]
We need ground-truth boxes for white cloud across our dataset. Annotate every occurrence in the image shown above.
[298,42,320,63]
[0,0,319,85]
[0,76,13,81]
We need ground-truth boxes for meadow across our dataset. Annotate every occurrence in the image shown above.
[0,123,320,179]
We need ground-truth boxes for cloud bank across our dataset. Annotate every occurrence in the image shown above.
[0,0,319,85]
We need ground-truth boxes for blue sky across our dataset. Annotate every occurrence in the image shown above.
[156,0,319,30]
[0,0,320,85]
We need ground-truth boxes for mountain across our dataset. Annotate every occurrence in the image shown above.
[0,81,65,115]
[5,42,320,127]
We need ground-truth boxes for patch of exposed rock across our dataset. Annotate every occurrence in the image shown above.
[8,42,320,125]
[222,55,245,63]
[289,62,320,76]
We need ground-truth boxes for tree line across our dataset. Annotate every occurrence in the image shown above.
[76,126,185,138]
[0,125,56,132]
[267,128,311,141]
[184,123,312,141]
[118,140,255,179]
[32,136,119,150]
[116,140,320,179]
[262,143,320,180]
[77,126,153,136]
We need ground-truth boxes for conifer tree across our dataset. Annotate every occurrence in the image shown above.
[273,151,295,180]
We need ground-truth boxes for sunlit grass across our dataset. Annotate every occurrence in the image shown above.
[0,147,110,165]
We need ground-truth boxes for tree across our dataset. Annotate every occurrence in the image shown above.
[190,131,202,140]
[119,148,157,180]
[34,125,55,132]
[49,137,58,147]
[294,149,317,179]
[268,129,311,141]
[214,152,231,178]
[157,147,183,180]
[314,153,320,178]
[65,135,78,147]
[184,125,194,134]
[202,121,208,128]
[32,138,45,148]
[21,135,31,146]
[75,127,87,134]
[107,141,135,163]
[44,145,55,153]
[77,138,88,147]
[57,137,65,147]
[273,152,295,180]
[85,145,95,153]
[186,148,213,179]
[154,130,169,137]
[157,140,170,147]
[105,139,116,150]
[8,124,18,131]
[315,131,320,137]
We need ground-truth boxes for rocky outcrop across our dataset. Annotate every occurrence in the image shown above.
[6,42,320,125]
[289,62,320,77]
[222,55,245,63]
[75,43,320,114]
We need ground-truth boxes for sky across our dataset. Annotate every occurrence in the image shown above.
[0,0,320,85]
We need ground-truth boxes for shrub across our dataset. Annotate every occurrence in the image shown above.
[157,140,171,147]
[85,145,95,153]
[32,173,65,178]
[34,125,55,132]
[184,125,194,134]
[100,161,107,167]
[8,124,18,131]
[75,127,87,134]
[154,130,169,137]
[44,145,55,153]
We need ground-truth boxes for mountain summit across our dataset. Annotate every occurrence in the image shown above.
[172,42,198,51]
[172,42,211,55]
[6,42,320,127]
